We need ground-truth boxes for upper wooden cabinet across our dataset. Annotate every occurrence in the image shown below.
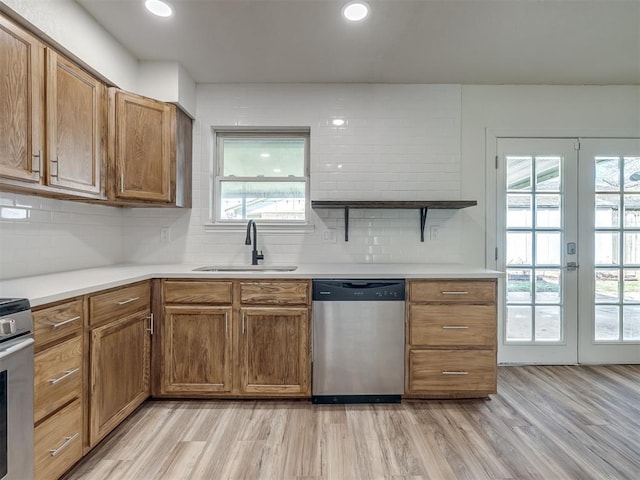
[0,14,44,185]
[0,14,106,199]
[108,89,192,207]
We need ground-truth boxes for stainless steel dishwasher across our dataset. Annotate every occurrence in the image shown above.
[312,279,405,403]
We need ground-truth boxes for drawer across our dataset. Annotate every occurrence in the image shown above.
[408,349,496,394]
[89,281,150,327]
[34,336,82,423]
[409,304,496,347]
[33,298,83,350]
[240,281,309,305]
[35,398,82,480]
[164,280,232,304]
[409,280,496,304]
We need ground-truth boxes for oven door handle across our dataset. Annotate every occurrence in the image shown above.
[0,337,35,360]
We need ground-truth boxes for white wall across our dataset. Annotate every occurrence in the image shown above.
[122,84,470,266]
[0,192,123,279]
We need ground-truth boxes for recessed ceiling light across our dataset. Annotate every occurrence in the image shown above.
[273,168,281,173]
[260,153,271,158]
[342,1,370,22]
[332,118,346,126]
[145,0,173,17]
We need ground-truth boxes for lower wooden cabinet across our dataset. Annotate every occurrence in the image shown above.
[34,398,83,480]
[240,307,310,395]
[162,306,232,394]
[157,279,311,398]
[89,309,150,447]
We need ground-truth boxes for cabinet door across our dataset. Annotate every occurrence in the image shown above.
[110,89,173,202]
[162,306,232,394]
[89,310,150,447]
[46,50,104,196]
[0,15,43,184]
[240,307,310,396]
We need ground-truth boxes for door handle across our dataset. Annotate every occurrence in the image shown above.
[565,262,579,271]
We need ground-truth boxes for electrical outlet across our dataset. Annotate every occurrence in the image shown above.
[160,227,171,243]
[322,229,337,243]
[429,225,440,240]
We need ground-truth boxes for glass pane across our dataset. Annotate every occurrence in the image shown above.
[507,269,532,303]
[595,157,620,192]
[222,138,305,177]
[535,232,561,265]
[622,306,640,340]
[536,156,561,191]
[535,269,561,303]
[623,194,640,227]
[595,194,620,228]
[623,156,640,192]
[507,194,532,228]
[624,232,640,264]
[595,269,620,302]
[219,181,305,220]
[623,269,640,302]
[535,194,560,228]
[506,306,532,341]
[535,306,561,341]
[507,156,532,191]
[506,232,532,265]
[595,232,620,265]
[595,305,620,341]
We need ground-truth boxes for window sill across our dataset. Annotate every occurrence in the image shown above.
[204,222,315,235]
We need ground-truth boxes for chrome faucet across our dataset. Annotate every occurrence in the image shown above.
[245,220,264,265]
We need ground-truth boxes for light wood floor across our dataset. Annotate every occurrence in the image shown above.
[65,365,640,480]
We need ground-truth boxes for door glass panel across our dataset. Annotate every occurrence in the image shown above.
[506,305,532,341]
[623,194,640,227]
[536,156,561,191]
[595,269,620,302]
[506,232,532,265]
[595,232,619,265]
[506,269,532,303]
[623,269,640,302]
[595,305,620,341]
[623,305,640,340]
[595,157,620,191]
[623,156,640,192]
[536,194,560,227]
[507,157,532,191]
[535,269,561,303]
[504,152,566,345]
[535,306,561,341]
[624,232,640,264]
[535,232,561,265]
[507,194,532,227]
[595,194,620,228]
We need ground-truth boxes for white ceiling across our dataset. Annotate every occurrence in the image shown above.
[76,0,640,85]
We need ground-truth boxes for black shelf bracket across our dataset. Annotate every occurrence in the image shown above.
[344,206,349,241]
[420,207,429,242]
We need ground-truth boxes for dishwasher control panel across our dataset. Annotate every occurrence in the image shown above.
[312,279,405,301]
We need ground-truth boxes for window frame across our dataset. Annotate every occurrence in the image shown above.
[211,128,311,226]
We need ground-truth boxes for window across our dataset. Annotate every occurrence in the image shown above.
[213,130,309,223]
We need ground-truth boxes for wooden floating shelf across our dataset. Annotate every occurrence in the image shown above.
[311,200,478,242]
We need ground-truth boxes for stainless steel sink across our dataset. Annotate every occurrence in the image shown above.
[193,265,298,272]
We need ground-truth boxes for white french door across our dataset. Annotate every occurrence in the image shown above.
[578,139,640,363]
[497,137,640,364]
[497,138,579,364]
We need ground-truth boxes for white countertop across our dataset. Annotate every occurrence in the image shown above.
[0,263,502,307]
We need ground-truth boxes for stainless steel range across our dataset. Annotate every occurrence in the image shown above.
[0,298,34,480]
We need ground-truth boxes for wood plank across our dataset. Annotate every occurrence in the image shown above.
[65,365,640,480]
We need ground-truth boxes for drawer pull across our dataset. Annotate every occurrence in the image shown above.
[52,316,80,329]
[117,297,139,305]
[442,325,469,329]
[441,291,469,295]
[49,368,80,385]
[442,370,469,375]
[49,432,79,456]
